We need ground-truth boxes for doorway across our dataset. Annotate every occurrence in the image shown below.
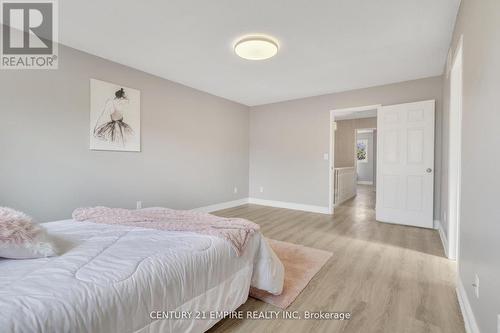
[329,100,436,230]
[354,128,377,209]
[355,128,377,186]
[329,105,380,214]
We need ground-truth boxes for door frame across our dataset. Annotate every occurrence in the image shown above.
[329,104,382,214]
[446,35,463,260]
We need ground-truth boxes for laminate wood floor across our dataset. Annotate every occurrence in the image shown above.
[209,186,465,333]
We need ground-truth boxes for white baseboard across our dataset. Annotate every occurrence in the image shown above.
[435,219,449,258]
[192,198,249,213]
[357,181,373,185]
[456,277,481,333]
[248,198,330,214]
[193,197,331,215]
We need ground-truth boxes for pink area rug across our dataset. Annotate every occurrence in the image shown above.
[250,239,333,309]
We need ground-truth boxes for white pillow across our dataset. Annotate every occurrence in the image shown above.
[0,207,57,259]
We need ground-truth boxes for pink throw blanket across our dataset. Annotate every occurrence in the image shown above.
[72,207,259,256]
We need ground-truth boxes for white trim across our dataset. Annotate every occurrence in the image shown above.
[328,115,335,214]
[330,104,382,114]
[248,198,330,214]
[435,220,450,258]
[193,197,330,215]
[456,277,481,333]
[192,198,249,213]
[357,181,373,185]
[447,34,464,262]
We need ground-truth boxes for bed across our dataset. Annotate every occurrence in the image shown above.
[0,219,284,333]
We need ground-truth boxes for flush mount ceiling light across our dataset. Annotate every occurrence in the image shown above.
[234,35,279,60]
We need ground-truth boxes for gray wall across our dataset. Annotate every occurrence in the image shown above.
[442,1,500,331]
[249,76,443,216]
[0,45,250,222]
[334,117,377,168]
[356,131,374,183]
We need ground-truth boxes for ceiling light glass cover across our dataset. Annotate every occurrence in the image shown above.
[234,36,279,60]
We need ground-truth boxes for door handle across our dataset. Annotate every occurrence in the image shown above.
[426,168,433,173]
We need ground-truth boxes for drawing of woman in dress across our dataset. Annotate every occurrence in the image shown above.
[93,88,134,146]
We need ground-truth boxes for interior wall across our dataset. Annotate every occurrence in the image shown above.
[0,44,250,222]
[334,117,377,168]
[442,1,500,331]
[249,76,443,215]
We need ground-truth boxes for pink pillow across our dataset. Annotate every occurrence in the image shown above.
[0,207,57,259]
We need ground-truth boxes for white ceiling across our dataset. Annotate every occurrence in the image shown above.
[60,0,460,106]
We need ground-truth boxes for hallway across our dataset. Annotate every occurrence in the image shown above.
[339,185,376,210]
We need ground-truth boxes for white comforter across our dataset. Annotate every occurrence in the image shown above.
[0,220,284,333]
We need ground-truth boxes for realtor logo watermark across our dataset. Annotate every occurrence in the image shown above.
[1,0,58,69]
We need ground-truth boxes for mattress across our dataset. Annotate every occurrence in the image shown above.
[0,220,284,333]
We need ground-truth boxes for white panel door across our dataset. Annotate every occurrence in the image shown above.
[376,100,435,228]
